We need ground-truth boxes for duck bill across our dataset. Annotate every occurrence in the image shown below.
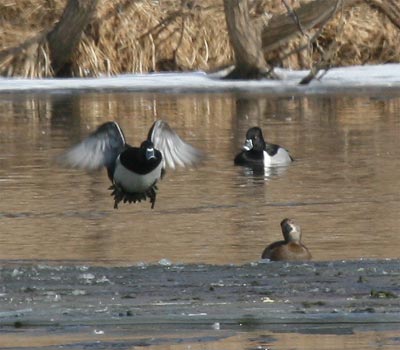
[242,139,253,151]
[146,148,156,160]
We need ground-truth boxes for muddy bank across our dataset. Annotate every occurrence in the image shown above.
[1,259,400,349]
[0,259,399,331]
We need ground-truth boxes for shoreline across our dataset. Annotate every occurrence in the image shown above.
[1,259,399,349]
[1,259,399,329]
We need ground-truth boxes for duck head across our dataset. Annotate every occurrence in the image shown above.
[243,127,265,152]
[280,218,302,242]
[140,140,157,161]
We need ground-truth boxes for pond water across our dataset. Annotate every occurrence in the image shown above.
[0,89,399,265]
[1,325,399,350]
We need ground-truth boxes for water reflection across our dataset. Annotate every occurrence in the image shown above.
[237,164,290,180]
[0,92,399,264]
[0,326,398,350]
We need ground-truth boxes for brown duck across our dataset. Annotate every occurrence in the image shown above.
[261,218,311,261]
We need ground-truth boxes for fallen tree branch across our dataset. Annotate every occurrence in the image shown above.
[281,0,308,36]
[299,0,343,84]
[0,33,47,62]
[365,0,400,29]
[262,0,358,52]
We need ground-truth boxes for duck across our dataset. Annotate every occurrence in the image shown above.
[57,120,203,209]
[261,218,311,261]
[234,127,293,167]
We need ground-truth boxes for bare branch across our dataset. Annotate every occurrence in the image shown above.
[281,0,307,36]
[299,0,343,85]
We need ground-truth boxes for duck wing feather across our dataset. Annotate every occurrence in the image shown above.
[147,120,203,169]
[56,121,126,171]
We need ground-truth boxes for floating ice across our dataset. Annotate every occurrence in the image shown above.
[158,258,172,266]
[1,64,400,95]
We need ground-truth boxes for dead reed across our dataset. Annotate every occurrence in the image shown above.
[0,0,399,77]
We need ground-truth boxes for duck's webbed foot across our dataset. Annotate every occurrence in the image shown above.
[109,183,158,209]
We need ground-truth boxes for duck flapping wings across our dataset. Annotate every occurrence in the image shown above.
[57,120,203,171]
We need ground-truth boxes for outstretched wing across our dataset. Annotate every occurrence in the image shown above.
[56,121,126,171]
[147,120,203,169]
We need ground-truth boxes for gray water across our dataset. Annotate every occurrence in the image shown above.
[0,92,399,264]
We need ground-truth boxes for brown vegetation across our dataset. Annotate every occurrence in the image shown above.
[0,0,399,78]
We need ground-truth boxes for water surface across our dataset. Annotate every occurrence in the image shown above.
[0,326,399,350]
[0,91,399,264]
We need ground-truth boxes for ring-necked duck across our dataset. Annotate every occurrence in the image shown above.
[57,120,203,209]
[234,127,293,167]
[261,218,311,261]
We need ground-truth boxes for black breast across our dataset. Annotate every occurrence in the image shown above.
[119,147,162,174]
[234,150,264,165]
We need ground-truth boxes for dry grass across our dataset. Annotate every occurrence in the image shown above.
[0,0,399,77]
[319,4,400,66]
[72,0,232,76]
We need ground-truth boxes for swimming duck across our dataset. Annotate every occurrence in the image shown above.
[261,218,311,261]
[234,127,293,167]
[57,120,203,209]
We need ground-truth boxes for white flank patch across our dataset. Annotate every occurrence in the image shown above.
[113,158,162,193]
[263,148,292,167]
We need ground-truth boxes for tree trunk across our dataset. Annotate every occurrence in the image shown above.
[223,0,268,79]
[261,0,346,52]
[47,0,99,77]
